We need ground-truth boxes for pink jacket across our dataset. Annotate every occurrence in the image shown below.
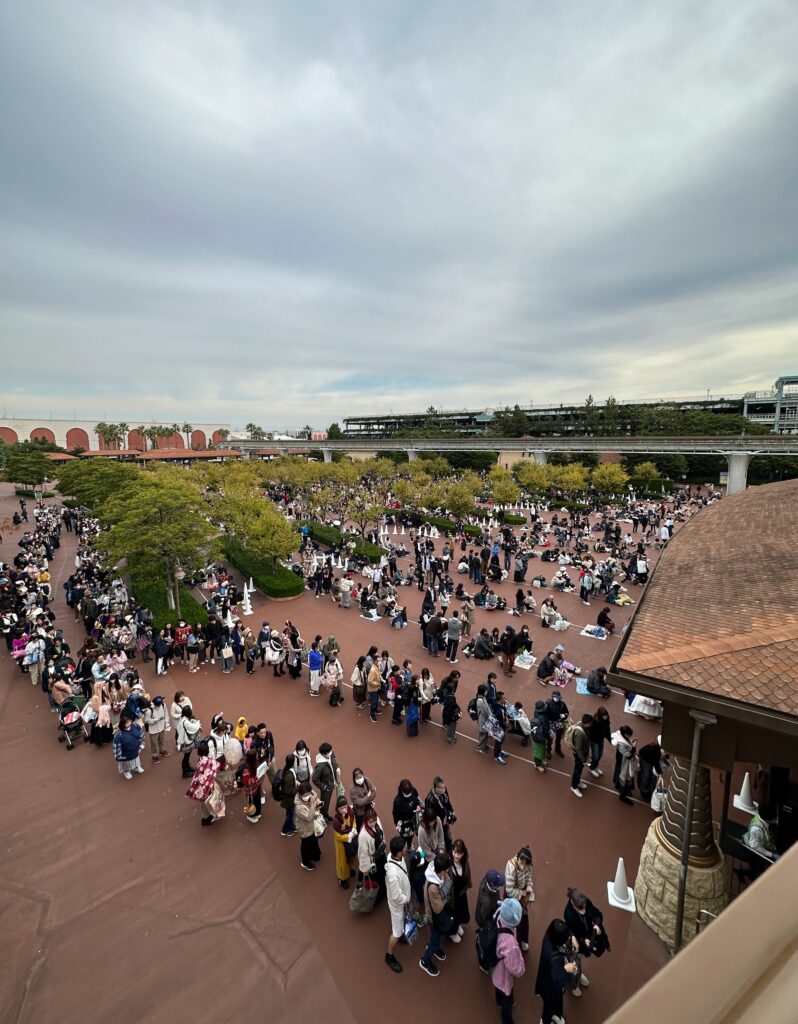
[490,925,526,996]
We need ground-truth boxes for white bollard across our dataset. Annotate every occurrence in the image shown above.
[401,524,405,535]
[247,576,256,593]
[607,858,636,912]
[733,772,758,814]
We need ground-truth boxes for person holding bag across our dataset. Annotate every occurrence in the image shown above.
[333,796,358,889]
[418,852,457,977]
[504,847,535,951]
[385,835,413,973]
[294,781,323,871]
[563,887,610,984]
[535,918,583,1023]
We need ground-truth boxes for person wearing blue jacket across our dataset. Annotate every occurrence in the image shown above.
[308,642,324,696]
[113,714,144,780]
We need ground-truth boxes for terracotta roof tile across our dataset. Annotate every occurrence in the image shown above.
[617,478,798,718]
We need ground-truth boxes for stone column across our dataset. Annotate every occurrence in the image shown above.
[407,449,419,462]
[634,756,726,950]
[321,447,333,463]
[532,449,548,465]
[725,452,751,494]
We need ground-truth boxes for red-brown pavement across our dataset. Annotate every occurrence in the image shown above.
[0,484,672,1024]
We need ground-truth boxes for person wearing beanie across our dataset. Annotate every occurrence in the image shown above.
[476,869,506,929]
[491,898,526,1024]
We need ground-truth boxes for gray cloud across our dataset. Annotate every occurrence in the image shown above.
[1,0,796,429]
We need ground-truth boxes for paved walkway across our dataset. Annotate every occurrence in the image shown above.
[0,484,670,1024]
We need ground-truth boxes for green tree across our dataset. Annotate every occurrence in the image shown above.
[98,474,218,609]
[634,461,660,488]
[327,422,344,440]
[56,460,139,509]
[4,449,50,491]
[488,466,521,505]
[220,488,298,572]
[296,424,313,440]
[442,480,478,526]
[555,463,589,492]
[344,493,386,538]
[181,422,194,447]
[591,463,629,494]
[583,395,598,434]
[513,461,549,492]
[603,395,620,435]
[245,422,267,440]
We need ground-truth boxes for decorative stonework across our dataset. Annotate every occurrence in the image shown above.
[635,820,727,948]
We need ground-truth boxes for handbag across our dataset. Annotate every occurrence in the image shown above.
[650,782,667,813]
[220,645,233,660]
[349,881,379,914]
[313,812,327,837]
[403,907,418,945]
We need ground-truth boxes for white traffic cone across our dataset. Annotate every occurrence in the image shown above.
[241,589,253,615]
[401,524,405,535]
[393,524,398,534]
[247,576,255,593]
[225,610,234,629]
[607,858,636,911]
[343,558,350,571]
[733,772,758,814]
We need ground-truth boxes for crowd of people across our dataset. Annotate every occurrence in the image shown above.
[1,489,697,1024]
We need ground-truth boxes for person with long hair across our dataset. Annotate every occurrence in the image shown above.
[450,838,472,940]
[294,780,323,871]
[392,779,422,849]
[332,795,358,889]
[241,750,263,824]
[534,918,581,1024]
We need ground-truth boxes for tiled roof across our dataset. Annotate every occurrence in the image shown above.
[617,478,798,718]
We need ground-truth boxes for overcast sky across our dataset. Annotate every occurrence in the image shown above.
[1,1,796,430]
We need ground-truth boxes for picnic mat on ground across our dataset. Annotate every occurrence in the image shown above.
[580,626,608,640]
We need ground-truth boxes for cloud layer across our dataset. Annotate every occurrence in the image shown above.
[1,1,796,428]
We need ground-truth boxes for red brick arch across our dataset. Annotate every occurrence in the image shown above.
[30,426,56,444]
[128,429,147,451]
[0,427,18,444]
[191,429,206,449]
[159,432,184,449]
[212,429,227,444]
[66,427,90,450]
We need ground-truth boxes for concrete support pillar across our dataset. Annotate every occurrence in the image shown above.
[532,449,548,465]
[277,447,288,458]
[407,449,419,462]
[725,452,751,494]
[321,447,333,464]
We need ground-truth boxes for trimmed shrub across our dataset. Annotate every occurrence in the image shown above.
[132,581,209,630]
[298,521,383,562]
[221,538,305,598]
[14,488,55,498]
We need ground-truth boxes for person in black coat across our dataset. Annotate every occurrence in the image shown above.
[535,918,580,1024]
[563,888,610,959]
[543,692,569,758]
[425,777,456,853]
[392,779,421,848]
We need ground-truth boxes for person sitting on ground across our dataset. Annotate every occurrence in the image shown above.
[472,629,494,661]
[586,665,611,698]
[597,606,616,635]
[740,803,779,882]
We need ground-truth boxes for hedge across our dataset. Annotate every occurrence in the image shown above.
[132,581,209,630]
[554,501,590,512]
[298,521,383,562]
[221,538,305,598]
[501,513,527,525]
[14,488,55,498]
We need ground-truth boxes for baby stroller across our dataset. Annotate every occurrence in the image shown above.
[58,698,90,750]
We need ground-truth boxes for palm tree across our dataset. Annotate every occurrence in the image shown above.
[181,422,194,448]
[94,421,114,450]
[116,422,129,449]
[245,422,266,440]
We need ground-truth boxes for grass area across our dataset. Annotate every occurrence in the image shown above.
[132,581,209,629]
[221,537,305,598]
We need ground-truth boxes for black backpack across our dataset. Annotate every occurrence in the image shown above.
[271,769,285,802]
[475,919,511,970]
[467,697,479,721]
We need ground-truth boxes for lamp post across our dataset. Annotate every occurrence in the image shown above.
[174,567,186,620]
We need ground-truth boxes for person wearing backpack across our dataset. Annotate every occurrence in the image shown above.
[569,714,593,799]
[488,898,526,1024]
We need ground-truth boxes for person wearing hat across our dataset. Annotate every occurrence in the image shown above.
[475,869,506,929]
[491,897,526,1024]
[586,666,611,698]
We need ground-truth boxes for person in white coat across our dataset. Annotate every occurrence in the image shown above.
[385,835,412,973]
[143,696,171,764]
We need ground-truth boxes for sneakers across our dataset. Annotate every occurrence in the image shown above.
[589,768,601,778]
[580,973,589,987]
[571,787,583,798]
[385,953,403,973]
[300,862,316,871]
[281,829,296,837]
[495,756,507,766]
[620,794,634,805]
[432,949,447,962]
[133,766,144,774]
[123,771,133,780]
[578,780,588,790]
[536,765,546,773]
[449,933,461,944]
[572,986,582,997]
[419,959,440,977]
[247,815,261,824]
[152,757,161,765]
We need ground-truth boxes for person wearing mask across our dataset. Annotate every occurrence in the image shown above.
[441,683,461,745]
[418,852,454,977]
[535,919,581,1024]
[588,706,611,778]
[333,795,358,889]
[569,714,593,799]
[113,713,144,781]
[504,846,534,951]
[176,705,202,778]
[251,722,276,780]
[367,657,382,723]
[308,641,323,696]
[475,683,492,755]
[143,695,171,765]
[279,753,298,837]
[351,655,368,709]
[293,740,312,784]
[543,692,570,759]
[385,835,413,973]
[311,742,340,822]
[490,898,526,1024]
[445,610,462,663]
[418,809,445,861]
[294,781,323,871]
[450,838,471,941]
[392,779,422,849]
[424,777,456,853]
[612,725,638,805]
[349,767,377,830]
[358,805,386,899]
